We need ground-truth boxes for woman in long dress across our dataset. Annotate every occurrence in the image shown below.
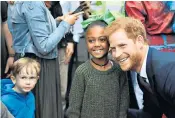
[7,1,82,118]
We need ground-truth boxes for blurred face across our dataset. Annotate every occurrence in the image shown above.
[109,29,142,71]
[11,66,39,94]
[86,26,109,59]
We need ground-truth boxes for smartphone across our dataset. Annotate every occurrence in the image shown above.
[72,6,84,14]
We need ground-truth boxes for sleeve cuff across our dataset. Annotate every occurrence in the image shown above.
[73,34,80,43]
[60,20,71,29]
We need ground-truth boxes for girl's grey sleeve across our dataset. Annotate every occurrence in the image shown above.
[119,71,130,118]
[66,67,85,118]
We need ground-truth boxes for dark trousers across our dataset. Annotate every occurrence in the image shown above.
[65,43,78,110]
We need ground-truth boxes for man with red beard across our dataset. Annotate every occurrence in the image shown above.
[104,17,175,118]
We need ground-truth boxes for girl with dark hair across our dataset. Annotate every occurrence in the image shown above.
[66,20,129,118]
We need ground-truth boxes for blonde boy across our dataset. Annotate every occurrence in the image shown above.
[1,57,40,118]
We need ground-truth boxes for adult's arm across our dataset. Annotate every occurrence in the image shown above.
[2,23,15,74]
[60,1,84,43]
[1,1,15,75]
[22,2,71,55]
[158,62,175,105]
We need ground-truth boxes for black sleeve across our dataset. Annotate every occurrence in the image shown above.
[65,32,75,43]
[1,1,8,22]
[49,1,63,18]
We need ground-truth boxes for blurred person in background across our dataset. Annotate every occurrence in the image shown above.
[49,1,84,113]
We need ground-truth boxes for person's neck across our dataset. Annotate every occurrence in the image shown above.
[136,45,149,73]
[13,87,27,96]
[90,57,112,71]
[91,58,109,67]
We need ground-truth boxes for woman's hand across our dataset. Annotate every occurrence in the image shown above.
[63,12,84,25]
[56,16,65,22]
[5,56,14,78]
[80,1,91,19]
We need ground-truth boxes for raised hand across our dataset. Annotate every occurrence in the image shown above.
[63,11,84,25]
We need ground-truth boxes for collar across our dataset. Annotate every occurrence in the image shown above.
[140,46,149,79]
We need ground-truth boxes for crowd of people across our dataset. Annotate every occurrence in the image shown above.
[1,1,175,118]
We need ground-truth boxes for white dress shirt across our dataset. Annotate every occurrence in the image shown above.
[131,46,149,109]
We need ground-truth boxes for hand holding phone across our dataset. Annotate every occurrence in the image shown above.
[72,6,84,14]
[63,12,83,25]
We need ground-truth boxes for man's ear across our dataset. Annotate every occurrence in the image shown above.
[136,35,145,49]
[11,76,16,84]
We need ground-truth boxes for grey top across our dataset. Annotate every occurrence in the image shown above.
[67,60,129,118]
[1,101,14,118]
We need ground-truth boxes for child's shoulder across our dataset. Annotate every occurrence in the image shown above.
[1,79,15,98]
[76,60,90,71]
[75,60,92,74]
[111,60,124,72]
[1,79,13,87]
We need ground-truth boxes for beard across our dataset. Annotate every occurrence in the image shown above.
[116,52,140,71]
[128,52,141,71]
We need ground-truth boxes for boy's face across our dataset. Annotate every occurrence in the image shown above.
[11,66,39,94]
[86,26,109,59]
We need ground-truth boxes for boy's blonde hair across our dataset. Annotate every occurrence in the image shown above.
[104,17,148,43]
[11,57,41,77]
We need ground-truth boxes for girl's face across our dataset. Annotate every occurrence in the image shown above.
[86,26,109,59]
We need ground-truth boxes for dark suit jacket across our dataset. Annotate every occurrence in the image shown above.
[127,70,162,118]
[128,47,175,118]
[146,47,175,118]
